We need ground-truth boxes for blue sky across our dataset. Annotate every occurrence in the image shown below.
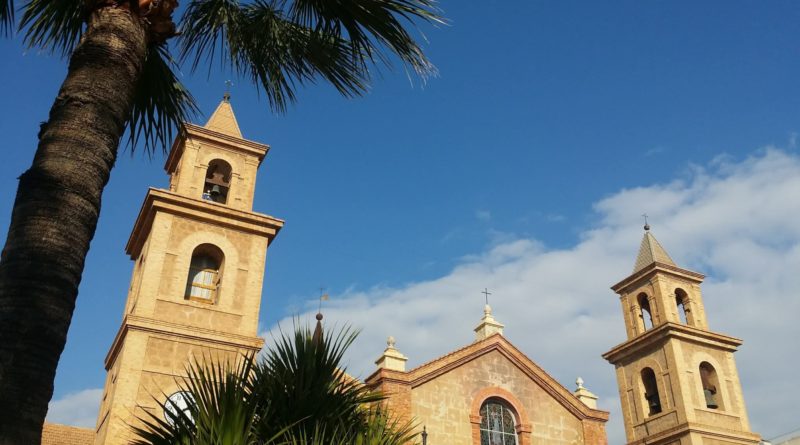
[2,1,800,443]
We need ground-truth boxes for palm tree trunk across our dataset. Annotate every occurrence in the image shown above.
[0,7,147,444]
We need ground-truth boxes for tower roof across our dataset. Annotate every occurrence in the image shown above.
[204,95,243,138]
[632,230,676,273]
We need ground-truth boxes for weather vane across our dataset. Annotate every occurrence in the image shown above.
[482,287,492,306]
[318,286,329,313]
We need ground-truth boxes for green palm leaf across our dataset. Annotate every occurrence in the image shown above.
[0,0,13,34]
[133,325,418,445]
[129,44,199,154]
[179,0,443,112]
[19,0,84,56]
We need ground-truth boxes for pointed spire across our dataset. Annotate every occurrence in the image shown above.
[312,312,324,346]
[632,225,676,273]
[204,94,243,138]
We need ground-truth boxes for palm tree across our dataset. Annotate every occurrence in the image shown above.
[0,1,441,443]
[132,324,417,445]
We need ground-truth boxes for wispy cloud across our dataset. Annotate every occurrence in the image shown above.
[643,146,667,157]
[475,210,492,222]
[46,388,102,428]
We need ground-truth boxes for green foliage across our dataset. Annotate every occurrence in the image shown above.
[4,0,442,150]
[180,0,443,112]
[19,0,83,56]
[129,45,200,155]
[132,325,418,445]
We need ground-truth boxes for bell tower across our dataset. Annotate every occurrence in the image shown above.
[94,97,284,444]
[603,225,760,445]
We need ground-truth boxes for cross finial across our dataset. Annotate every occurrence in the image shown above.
[642,213,650,231]
[481,288,492,305]
[223,80,233,102]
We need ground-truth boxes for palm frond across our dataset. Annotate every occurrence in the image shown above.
[128,44,199,155]
[179,0,442,112]
[252,322,383,441]
[131,354,260,445]
[19,0,84,56]
[288,0,443,75]
[0,0,13,35]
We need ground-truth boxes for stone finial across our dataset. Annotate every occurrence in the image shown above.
[474,304,504,341]
[574,376,599,409]
[375,335,408,372]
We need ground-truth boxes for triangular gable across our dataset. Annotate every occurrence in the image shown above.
[367,334,608,422]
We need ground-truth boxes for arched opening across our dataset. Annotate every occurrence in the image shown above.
[638,293,654,330]
[676,288,690,325]
[641,367,662,416]
[700,362,721,410]
[185,244,224,302]
[202,159,232,204]
[479,399,519,445]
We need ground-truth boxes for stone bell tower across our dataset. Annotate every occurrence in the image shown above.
[94,96,283,444]
[603,225,760,445]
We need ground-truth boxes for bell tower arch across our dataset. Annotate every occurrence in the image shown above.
[94,96,283,444]
[603,226,760,445]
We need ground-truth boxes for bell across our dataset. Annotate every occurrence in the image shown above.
[704,389,718,409]
[210,185,222,196]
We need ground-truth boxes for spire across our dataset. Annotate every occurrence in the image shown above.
[312,312,324,346]
[204,94,243,138]
[632,226,676,273]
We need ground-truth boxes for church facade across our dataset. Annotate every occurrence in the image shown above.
[41,101,762,445]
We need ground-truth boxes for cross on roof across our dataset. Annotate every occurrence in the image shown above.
[223,80,233,101]
[482,287,492,305]
[642,213,651,231]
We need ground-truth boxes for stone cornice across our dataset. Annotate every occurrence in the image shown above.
[623,420,761,445]
[164,123,269,173]
[611,262,705,293]
[365,334,609,422]
[104,314,264,369]
[125,188,284,258]
[603,322,743,364]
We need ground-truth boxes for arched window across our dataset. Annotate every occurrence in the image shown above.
[699,362,720,409]
[641,367,662,416]
[202,159,232,204]
[638,293,654,330]
[675,288,690,325]
[185,244,224,302]
[479,399,518,445]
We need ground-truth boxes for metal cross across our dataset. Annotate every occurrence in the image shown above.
[223,80,233,101]
[481,288,492,305]
[642,213,650,231]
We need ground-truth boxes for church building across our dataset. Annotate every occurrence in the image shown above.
[40,100,762,445]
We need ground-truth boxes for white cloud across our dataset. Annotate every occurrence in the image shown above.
[271,148,800,444]
[46,388,103,428]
